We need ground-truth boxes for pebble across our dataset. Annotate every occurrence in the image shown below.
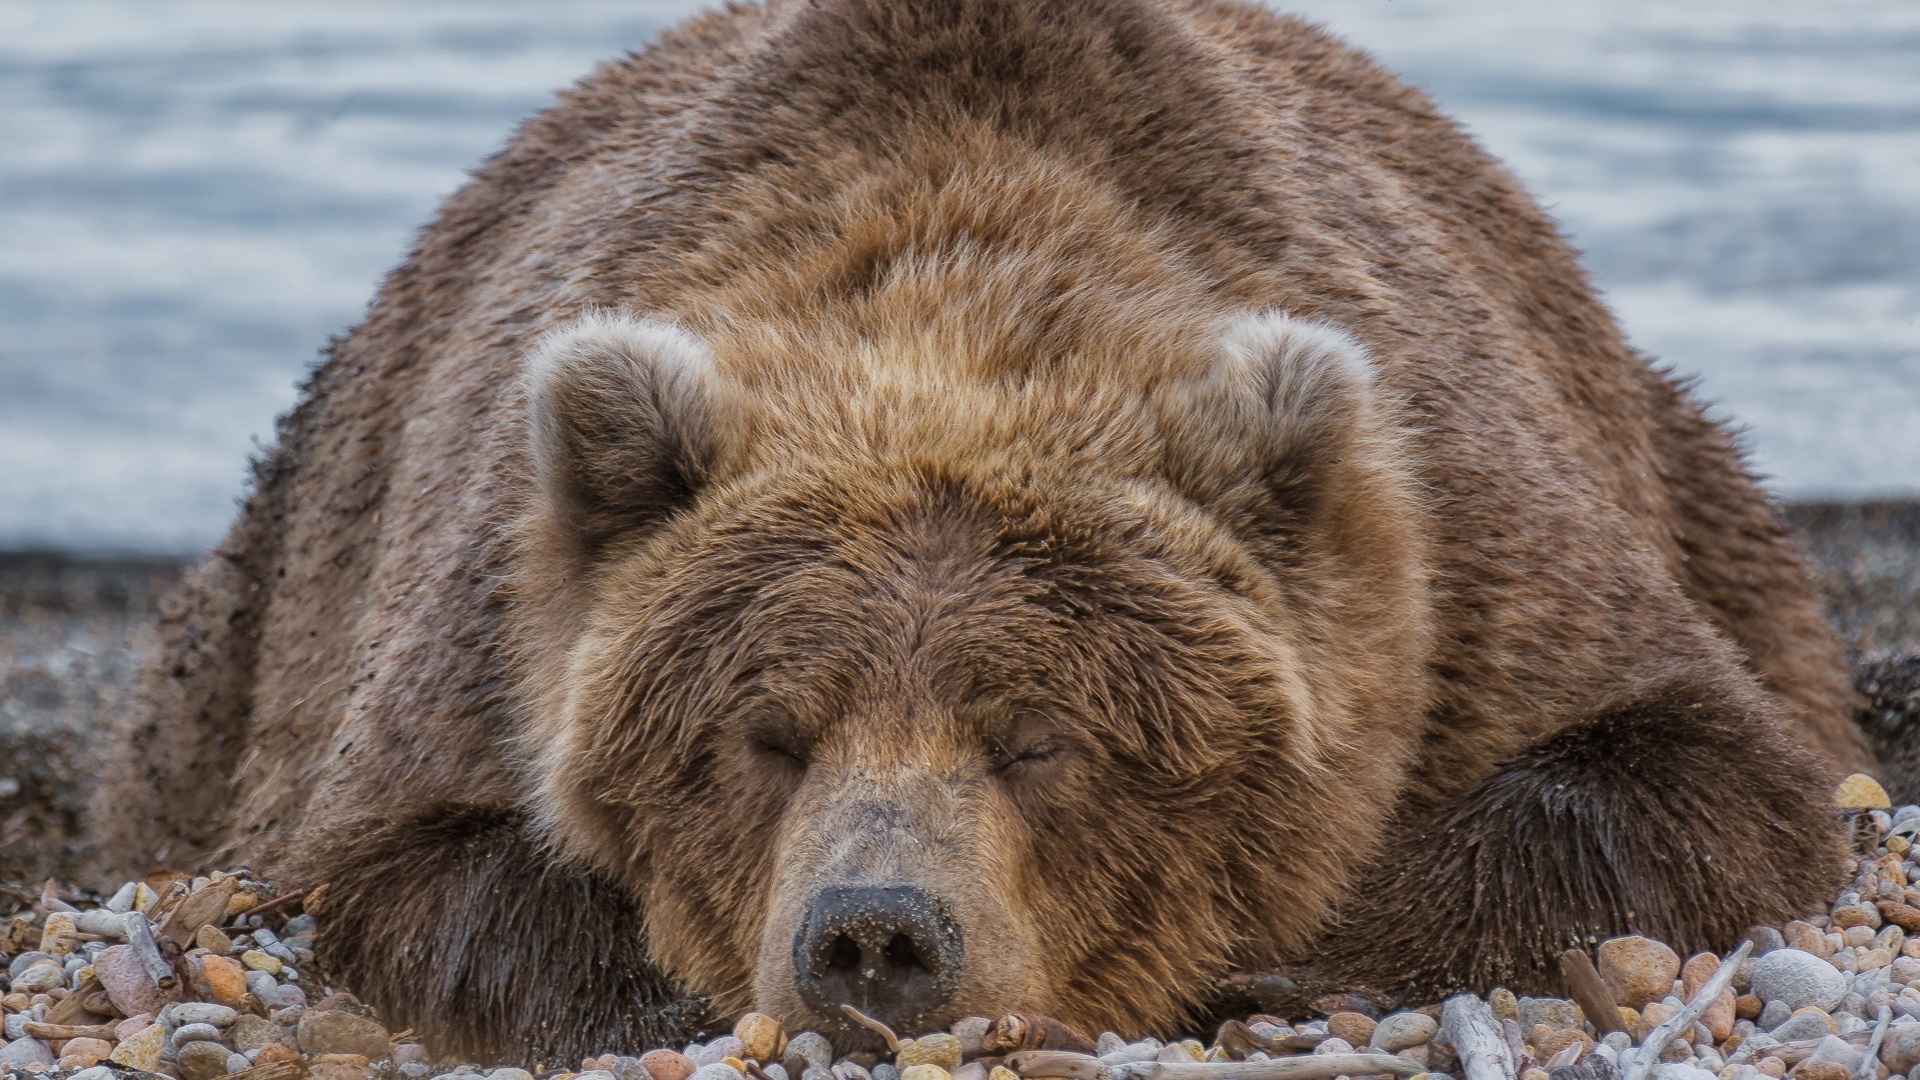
[241,948,283,974]
[644,1049,698,1080]
[1326,1012,1377,1046]
[785,1033,832,1074]
[193,953,250,1008]
[734,1013,785,1062]
[1600,936,1684,1007]
[58,1037,114,1069]
[1382,1006,1443,1045]
[171,1022,228,1050]
[1837,774,1893,809]
[111,1023,167,1071]
[1682,952,1738,1041]
[95,942,181,1016]
[73,1067,118,1080]
[0,1037,56,1067]
[1751,949,1848,1011]
[178,1039,239,1080]
[900,1067,948,1080]
[488,1070,536,1080]
[689,1066,745,1080]
[298,1008,392,1059]
[228,1014,282,1052]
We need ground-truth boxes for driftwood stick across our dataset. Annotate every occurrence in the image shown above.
[122,910,179,990]
[1008,1052,1113,1080]
[1560,949,1628,1034]
[1622,940,1752,1080]
[1118,1055,1426,1080]
[1859,1005,1891,1080]
[235,888,308,921]
[1443,994,1517,1080]
[24,1022,119,1041]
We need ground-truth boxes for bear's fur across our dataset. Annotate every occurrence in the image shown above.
[97,0,1870,1062]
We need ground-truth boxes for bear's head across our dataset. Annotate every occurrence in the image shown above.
[513,310,1427,1044]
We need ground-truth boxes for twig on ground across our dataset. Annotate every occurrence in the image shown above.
[1444,994,1517,1080]
[1621,940,1753,1080]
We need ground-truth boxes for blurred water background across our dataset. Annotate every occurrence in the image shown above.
[2,0,1916,553]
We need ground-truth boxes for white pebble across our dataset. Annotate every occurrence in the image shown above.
[1752,948,1849,1011]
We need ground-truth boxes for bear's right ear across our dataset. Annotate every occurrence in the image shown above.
[524,312,723,561]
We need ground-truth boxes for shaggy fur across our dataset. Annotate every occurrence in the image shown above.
[96,0,1868,1062]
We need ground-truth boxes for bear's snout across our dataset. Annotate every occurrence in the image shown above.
[792,883,964,1033]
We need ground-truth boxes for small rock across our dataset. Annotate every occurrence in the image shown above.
[257,1043,302,1065]
[1682,953,1738,1041]
[298,1008,392,1059]
[735,1013,786,1062]
[1491,990,1521,1022]
[1652,1067,1715,1080]
[1520,999,1583,1033]
[195,925,233,954]
[691,1065,745,1080]
[394,1044,432,1066]
[73,1067,119,1080]
[173,1003,242,1027]
[1599,936,1683,1007]
[313,1056,375,1080]
[58,1037,114,1069]
[226,1015,282,1053]
[401,1065,433,1080]
[0,1037,56,1066]
[1096,1034,1127,1057]
[229,1053,252,1074]
[1374,1012,1440,1052]
[171,1023,228,1051]
[618,1058,657,1080]
[1795,1061,1851,1080]
[1806,1036,1862,1071]
[899,1034,963,1071]
[193,954,250,1008]
[1835,905,1882,930]
[1314,1038,1357,1056]
[1837,774,1893,809]
[487,1070,536,1080]
[1745,928,1787,957]
[900,1068,948,1080]
[11,960,65,994]
[179,1040,238,1080]
[1737,995,1763,1020]
[113,1023,168,1071]
[1883,1024,1920,1073]
[644,1049,698,1080]
[1328,1012,1378,1046]
[96,944,182,1016]
[240,949,282,975]
[1751,950,1848,1011]
[1769,1008,1837,1042]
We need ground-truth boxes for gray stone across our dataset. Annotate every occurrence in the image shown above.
[1751,949,1847,1011]
[700,1038,745,1066]
[1100,1043,1163,1066]
[4,1013,29,1041]
[1883,1024,1920,1074]
[1372,1012,1439,1052]
[691,1067,745,1080]
[764,1065,790,1080]
[579,1072,617,1080]
[229,1053,252,1074]
[615,1058,654,1080]
[170,1024,228,1052]
[402,1066,432,1080]
[1097,1034,1127,1057]
[297,1007,391,1059]
[226,1015,283,1053]
[7,951,53,979]
[1758,1000,1792,1029]
[0,1037,55,1066]
[1807,1035,1864,1070]
[245,970,283,1007]
[1769,1010,1836,1043]
[1653,1066,1717,1080]
[1519,998,1583,1032]
[787,1033,833,1073]
[802,1067,834,1080]
[1744,927,1787,956]
[486,1071,535,1080]
[12,961,66,993]
[72,1067,118,1080]
[171,1004,240,1028]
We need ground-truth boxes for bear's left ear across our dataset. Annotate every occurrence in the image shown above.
[523,312,725,562]
[1160,311,1382,505]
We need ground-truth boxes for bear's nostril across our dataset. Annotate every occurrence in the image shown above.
[884,932,926,971]
[793,883,964,1034]
[827,934,862,971]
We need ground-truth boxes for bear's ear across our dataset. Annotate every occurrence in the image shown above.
[524,312,723,561]
[1163,311,1380,507]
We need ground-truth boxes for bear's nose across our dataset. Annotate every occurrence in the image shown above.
[793,883,964,1033]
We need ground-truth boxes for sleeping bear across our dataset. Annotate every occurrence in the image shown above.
[97,0,1869,1063]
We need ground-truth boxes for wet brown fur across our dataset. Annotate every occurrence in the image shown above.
[96,0,1867,1063]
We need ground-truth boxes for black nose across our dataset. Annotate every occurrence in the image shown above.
[793,883,964,1032]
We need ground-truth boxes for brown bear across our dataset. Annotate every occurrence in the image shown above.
[96,0,1872,1064]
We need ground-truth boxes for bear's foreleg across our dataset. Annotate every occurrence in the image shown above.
[1312,676,1850,1002]
[304,804,714,1063]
